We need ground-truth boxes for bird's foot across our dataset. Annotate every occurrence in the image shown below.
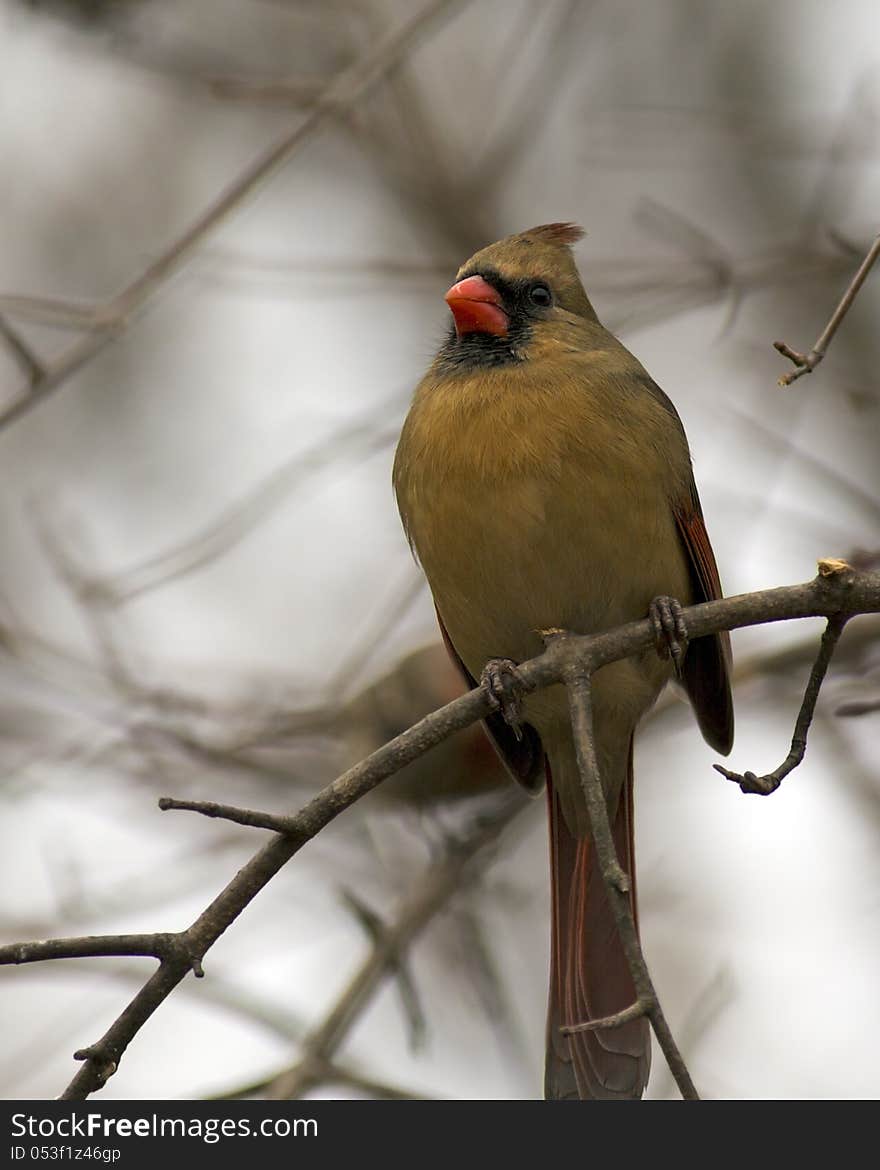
[649,595,689,677]
[480,657,527,741]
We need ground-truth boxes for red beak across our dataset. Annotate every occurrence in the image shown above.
[445,275,509,337]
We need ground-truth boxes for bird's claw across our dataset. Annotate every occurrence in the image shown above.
[480,657,526,741]
[649,595,689,676]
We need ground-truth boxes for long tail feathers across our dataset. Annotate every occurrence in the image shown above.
[545,741,651,1099]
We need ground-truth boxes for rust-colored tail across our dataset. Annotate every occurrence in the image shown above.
[544,740,650,1099]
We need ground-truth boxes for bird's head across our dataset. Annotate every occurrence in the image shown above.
[437,223,598,370]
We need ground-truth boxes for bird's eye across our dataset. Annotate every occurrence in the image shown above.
[528,283,553,308]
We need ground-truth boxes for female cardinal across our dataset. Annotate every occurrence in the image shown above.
[392,223,733,1100]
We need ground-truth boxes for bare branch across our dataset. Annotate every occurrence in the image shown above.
[206,77,326,106]
[0,295,121,331]
[3,564,876,1099]
[0,933,198,969]
[0,314,45,381]
[715,612,849,794]
[157,796,292,832]
[339,888,426,1050]
[561,1000,648,1035]
[212,1064,432,1102]
[774,233,880,385]
[837,697,880,717]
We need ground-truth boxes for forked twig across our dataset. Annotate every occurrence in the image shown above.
[774,233,880,385]
[715,611,849,795]
[0,314,44,382]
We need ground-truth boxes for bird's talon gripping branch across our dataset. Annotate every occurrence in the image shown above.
[649,595,689,675]
[480,657,527,741]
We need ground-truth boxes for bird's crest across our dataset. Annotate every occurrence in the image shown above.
[520,223,585,247]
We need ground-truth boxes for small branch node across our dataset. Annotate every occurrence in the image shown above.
[817,557,854,579]
[538,626,569,648]
[72,1045,117,1086]
[713,764,780,796]
[773,340,807,365]
[607,862,631,894]
[155,933,205,977]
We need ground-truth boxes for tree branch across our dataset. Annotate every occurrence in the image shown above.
[2,563,878,1099]
[774,233,880,385]
[715,612,849,793]
[0,313,45,382]
[0,933,197,968]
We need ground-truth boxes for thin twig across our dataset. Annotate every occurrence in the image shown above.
[206,77,326,105]
[339,888,426,1050]
[0,314,45,382]
[29,502,135,695]
[837,697,880,717]
[0,933,198,968]
[0,295,121,331]
[714,612,849,794]
[561,1000,648,1035]
[774,233,880,385]
[157,796,294,832]
[0,0,472,431]
[211,1064,432,1101]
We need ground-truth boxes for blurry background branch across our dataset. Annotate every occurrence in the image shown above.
[774,233,880,385]
[262,791,526,1100]
[2,0,879,1103]
[0,0,471,429]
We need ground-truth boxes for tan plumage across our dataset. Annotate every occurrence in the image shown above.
[393,224,732,1099]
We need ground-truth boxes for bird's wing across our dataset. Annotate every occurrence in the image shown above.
[673,489,734,754]
[637,373,734,755]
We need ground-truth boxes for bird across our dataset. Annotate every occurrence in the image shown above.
[392,223,733,1100]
